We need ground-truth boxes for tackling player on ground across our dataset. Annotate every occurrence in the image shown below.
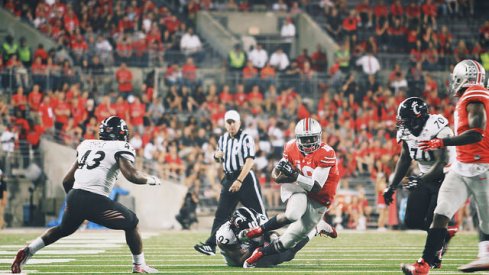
[216,206,336,267]
[401,60,489,274]
[11,116,161,274]
[240,118,339,268]
[383,97,457,268]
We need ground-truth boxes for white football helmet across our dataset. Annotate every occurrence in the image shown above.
[295,118,322,154]
[450,59,486,97]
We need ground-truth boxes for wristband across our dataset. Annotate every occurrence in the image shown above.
[236,179,243,183]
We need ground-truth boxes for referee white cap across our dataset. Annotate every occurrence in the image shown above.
[225,110,240,122]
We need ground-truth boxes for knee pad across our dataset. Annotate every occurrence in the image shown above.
[125,212,139,230]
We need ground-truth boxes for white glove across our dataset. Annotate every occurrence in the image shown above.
[146,175,161,186]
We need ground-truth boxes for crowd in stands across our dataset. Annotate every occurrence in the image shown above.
[1,0,486,231]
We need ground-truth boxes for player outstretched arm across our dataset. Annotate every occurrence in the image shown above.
[383,142,411,205]
[119,157,161,185]
[420,102,486,150]
[62,161,79,193]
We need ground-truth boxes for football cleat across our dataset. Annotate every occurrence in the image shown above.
[244,226,264,240]
[316,219,338,239]
[458,257,489,272]
[132,263,159,273]
[401,258,430,275]
[11,247,32,274]
[193,242,216,256]
[243,248,264,268]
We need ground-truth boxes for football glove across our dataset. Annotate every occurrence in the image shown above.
[276,160,299,180]
[405,175,422,191]
[147,175,161,186]
[383,186,395,206]
[418,138,445,151]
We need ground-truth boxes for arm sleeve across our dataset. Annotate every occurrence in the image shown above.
[242,135,255,159]
[115,142,136,163]
[313,166,331,188]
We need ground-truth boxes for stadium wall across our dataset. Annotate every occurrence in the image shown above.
[40,139,187,229]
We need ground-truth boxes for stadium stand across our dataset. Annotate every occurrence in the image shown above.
[0,0,486,231]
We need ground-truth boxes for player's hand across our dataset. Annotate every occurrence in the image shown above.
[276,160,299,180]
[383,186,395,206]
[229,180,242,192]
[418,139,445,151]
[405,175,422,191]
[147,175,161,186]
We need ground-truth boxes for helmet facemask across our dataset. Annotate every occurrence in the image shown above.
[297,134,321,154]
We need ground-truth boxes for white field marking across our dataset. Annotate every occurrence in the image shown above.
[0,259,74,264]
[0,244,121,249]
[0,270,476,274]
[0,250,104,255]
[8,263,467,267]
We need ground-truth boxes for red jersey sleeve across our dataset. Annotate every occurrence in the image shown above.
[314,144,337,168]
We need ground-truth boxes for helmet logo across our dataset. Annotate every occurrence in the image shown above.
[412,102,420,116]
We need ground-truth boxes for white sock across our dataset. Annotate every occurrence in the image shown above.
[478,241,489,258]
[28,238,45,255]
[132,253,145,265]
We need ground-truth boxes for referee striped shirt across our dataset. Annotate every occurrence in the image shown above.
[218,129,255,174]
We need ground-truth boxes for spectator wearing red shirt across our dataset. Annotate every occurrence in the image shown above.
[164,15,180,34]
[53,92,71,141]
[373,0,389,26]
[129,96,146,134]
[116,35,133,64]
[406,2,421,26]
[70,96,87,127]
[355,0,372,28]
[311,45,328,72]
[387,18,407,52]
[242,60,258,91]
[248,85,264,114]
[12,86,27,112]
[342,10,360,41]
[33,44,48,63]
[181,57,198,88]
[63,8,79,33]
[112,95,129,122]
[115,62,133,99]
[234,84,247,107]
[421,0,437,28]
[219,85,234,107]
[453,40,470,63]
[389,0,404,23]
[260,62,276,88]
[38,96,54,133]
[28,84,43,112]
[95,95,116,123]
[71,34,88,64]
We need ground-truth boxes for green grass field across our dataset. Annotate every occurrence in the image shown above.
[0,229,482,274]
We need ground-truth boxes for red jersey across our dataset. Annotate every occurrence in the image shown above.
[283,140,340,206]
[454,85,489,163]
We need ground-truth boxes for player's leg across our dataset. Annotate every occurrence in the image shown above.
[11,189,85,274]
[402,171,468,274]
[404,184,434,231]
[244,199,324,268]
[239,171,266,215]
[459,172,489,272]
[83,191,157,273]
[245,192,307,239]
[196,177,239,255]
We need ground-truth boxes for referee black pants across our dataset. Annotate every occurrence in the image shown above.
[205,171,266,246]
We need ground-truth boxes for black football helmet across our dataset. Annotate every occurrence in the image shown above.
[99,116,129,141]
[396,97,429,137]
[229,207,263,235]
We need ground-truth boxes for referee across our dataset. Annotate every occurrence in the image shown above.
[194,110,266,256]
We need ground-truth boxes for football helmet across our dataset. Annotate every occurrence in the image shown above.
[229,207,264,235]
[397,97,429,137]
[99,116,129,142]
[295,118,322,154]
[450,59,486,97]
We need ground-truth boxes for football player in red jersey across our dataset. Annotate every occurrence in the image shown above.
[241,118,339,268]
[401,59,489,274]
